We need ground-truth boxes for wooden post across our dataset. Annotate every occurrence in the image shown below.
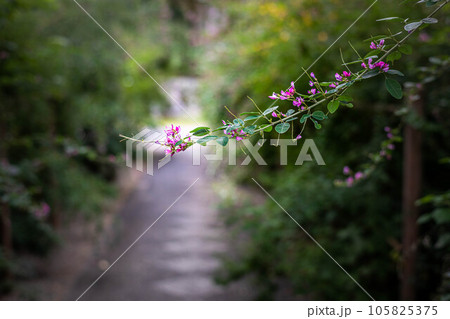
[400,86,424,300]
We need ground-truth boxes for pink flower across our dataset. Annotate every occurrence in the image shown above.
[272,112,278,117]
[387,133,393,139]
[34,202,51,219]
[309,80,314,87]
[236,136,243,141]
[343,71,351,77]
[361,62,367,69]
[293,97,303,107]
[384,126,391,132]
[355,172,364,180]
[370,40,385,49]
[163,125,190,156]
[296,134,302,140]
[335,73,343,81]
[387,144,395,150]
[289,81,295,94]
[308,88,317,95]
[329,83,337,88]
[310,72,316,79]
[419,32,430,42]
[268,92,278,100]
[380,150,386,157]
[343,166,350,175]
[346,176,354,187]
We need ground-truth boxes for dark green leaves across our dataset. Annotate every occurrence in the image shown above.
[385,78,403,99]
[275,123,290,134]
[399,44,412,55]
[263,125,273,132]
[300,114,310,123]
[386,51,402,63]
[337,95,353,103]
[312,120,322,130]
[327,100,340,114]
[364,49,381,59]
[386,69,405,77]
[361,70,380,79]
[311,111,328,120]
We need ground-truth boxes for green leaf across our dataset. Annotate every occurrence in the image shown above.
[243,115,261,121]
[345,103,354,108]
[212,125,228,132]
[311,119,322,130]
[300,114,311,123]
[311,111,328,120]
[275,123,290,134]
[190,126,210,133]
[399,44,412,55]
[426,0,440,6]
[386,51,402,63]
[243,125,256,134]
[196,135,218,145]
[233,118,244,126]
[361,70,380,79]
[327,100,340,114]
[286,109,295,116]
[285,117,298,122]
[263,106,279,115]
[263,125,273,132]
[404,21,422,32]
[216,136,229,146]
[364,49,381,59]
[385,78,403,99]
[376,17,403,22]
[239,111,260,116]
[337,95,353,102]
[386,69,405,77]
[192,129,210,136]
[422,17,438,24]
[432,208,450,224]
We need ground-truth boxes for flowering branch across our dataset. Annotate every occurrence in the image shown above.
[120,0,448,159]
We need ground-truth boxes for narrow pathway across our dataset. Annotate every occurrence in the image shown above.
[69,148,253,300]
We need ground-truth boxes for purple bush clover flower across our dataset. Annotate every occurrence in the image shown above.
[293,97,304,107]
[354,172,364,180]
[343,166,351,175]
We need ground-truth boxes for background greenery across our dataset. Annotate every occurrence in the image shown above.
[0,0,448,300]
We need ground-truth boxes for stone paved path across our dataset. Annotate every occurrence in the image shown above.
[69,148,253,300]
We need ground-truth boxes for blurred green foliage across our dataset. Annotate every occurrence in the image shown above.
[199,0,450,300]
[0,0,194,292]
